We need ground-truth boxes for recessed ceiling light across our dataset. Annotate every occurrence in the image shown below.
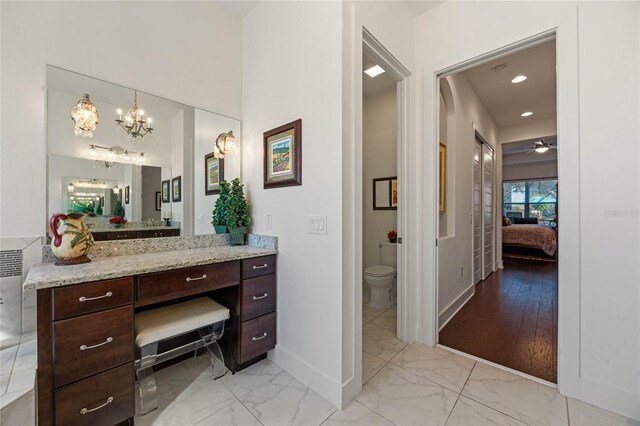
[521,111,533,117]
[511,75,527,83]
[364,65,385,78]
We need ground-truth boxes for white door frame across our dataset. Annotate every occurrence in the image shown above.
[362,28,413,343]
[427,24,581,397]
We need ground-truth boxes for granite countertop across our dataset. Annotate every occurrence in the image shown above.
[24,245,277,290]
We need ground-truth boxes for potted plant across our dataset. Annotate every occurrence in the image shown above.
[113,201,125,218]
[226,178,251,245]
[109,217,127,229]
[387,230,397,243]
[211,180,230,234]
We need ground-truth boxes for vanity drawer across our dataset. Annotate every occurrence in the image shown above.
[106,230,137,240]
[242,255,276,279]
[52,278,133,320]
[54,363,134,426]
[53,306,134,387]
[239,312,276,363]
[241,274,276,321]
[91,232,107,241]
[136,261,240,306]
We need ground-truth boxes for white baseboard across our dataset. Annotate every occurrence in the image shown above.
[341,374,360,409]
[564,377,640,421]
[269,345,341,408]
[438,284,475,330]
[496,259,504,269]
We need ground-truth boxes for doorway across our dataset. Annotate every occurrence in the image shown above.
[436,38,559,383]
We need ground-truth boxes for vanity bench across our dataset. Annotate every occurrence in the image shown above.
[27,244,277,426]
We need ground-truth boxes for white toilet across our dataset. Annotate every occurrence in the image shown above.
[364,242,397,309]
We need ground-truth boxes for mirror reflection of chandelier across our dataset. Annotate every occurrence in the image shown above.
[115,91,153,144]
[70,94,99,138]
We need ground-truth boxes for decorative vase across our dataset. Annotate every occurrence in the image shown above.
[111,223,123,229]
[49,213,94,266]
[229,226,246,245]
[214,225,228,234]
[389,237,397,243]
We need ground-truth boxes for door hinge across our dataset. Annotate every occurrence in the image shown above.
[436,238,438,247]
[397,237,403,244]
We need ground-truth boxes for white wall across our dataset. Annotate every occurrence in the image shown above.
[193,110,242,235]
[415,1,639,419]
[363,87,397,272]
[437,73,498,325]
[1,1,243,238]
[242,0,344,407]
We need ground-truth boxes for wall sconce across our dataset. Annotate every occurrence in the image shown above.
[213,130,237,159]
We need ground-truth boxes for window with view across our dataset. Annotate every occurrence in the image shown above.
[503,179,557,225]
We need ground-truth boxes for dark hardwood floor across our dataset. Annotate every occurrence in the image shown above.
[439,258,558,383]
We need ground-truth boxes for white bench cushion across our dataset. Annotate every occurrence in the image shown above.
[135,297,230,347]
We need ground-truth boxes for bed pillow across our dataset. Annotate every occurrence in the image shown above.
[514,217,538,225]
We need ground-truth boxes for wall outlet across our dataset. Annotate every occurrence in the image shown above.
[309,216,327,235]
[266,214,272,230]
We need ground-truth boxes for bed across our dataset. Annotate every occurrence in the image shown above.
[502,224,558,256]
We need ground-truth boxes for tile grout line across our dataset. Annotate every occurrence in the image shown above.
[218,377,266,426]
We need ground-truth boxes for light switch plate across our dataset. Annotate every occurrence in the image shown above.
[309,216,327,235]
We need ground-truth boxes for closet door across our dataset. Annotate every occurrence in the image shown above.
[473,141,482,285]
[482,143,495,279]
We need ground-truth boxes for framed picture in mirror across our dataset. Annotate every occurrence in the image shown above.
[125,186,130,205]
[205,153,224,195]
[373,176,398,210]
[162,180,170,203]
[172,176,182,202]
[155,192,161,211]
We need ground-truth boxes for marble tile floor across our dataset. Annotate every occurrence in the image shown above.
[136,335,638,425]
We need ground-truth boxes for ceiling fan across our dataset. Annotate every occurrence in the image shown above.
[527,139,557,154]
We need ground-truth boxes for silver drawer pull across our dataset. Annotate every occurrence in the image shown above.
[252,332,268,341]
[253,293,269,300]
[252,264,269,270]
[79,292,113,302]
[186,274,207,282]
[80,396,114,414]
[80,337,113,351]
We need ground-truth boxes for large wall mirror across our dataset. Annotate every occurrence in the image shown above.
[46,66,241,239]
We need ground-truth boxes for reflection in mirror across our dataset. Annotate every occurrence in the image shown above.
[46,65,242,239]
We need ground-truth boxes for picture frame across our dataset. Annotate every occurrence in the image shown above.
[172,176,182,202]
[373,176,398,210]
[161,180,170,203]
[124,186,130,205]
[263,119,302,188]
[439,143,447,213]
[155,192,161,211]
[204,153,224,195]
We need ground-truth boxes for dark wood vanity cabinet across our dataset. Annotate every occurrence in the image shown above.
[37,254,277,426]
[91,229,180,242]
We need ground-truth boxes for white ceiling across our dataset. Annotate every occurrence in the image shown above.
[402,0,445,17]
[462,40,556,128]
[363,51,397,97]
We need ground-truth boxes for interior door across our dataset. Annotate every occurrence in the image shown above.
[473,141,482,284]
[482,143,495,279]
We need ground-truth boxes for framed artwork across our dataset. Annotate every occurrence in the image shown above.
[373,176,398,210]
[161,180,170,203]
[100,196,105,207]
[204,153,224,195]
[439,143,447,213]
[263,119,302,188]
[172,176,182,202]
[155,192,161,211]
[124,186,130,205]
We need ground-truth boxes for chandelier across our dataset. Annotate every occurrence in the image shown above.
[70,94,99,138]
[115,91,153,144]
[213,130,237,159]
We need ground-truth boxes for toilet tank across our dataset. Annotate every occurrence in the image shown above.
[379,242,397,267]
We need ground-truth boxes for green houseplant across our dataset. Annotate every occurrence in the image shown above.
[113,201,125,218]
[211,180,230,234]
[226,178,251,245]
